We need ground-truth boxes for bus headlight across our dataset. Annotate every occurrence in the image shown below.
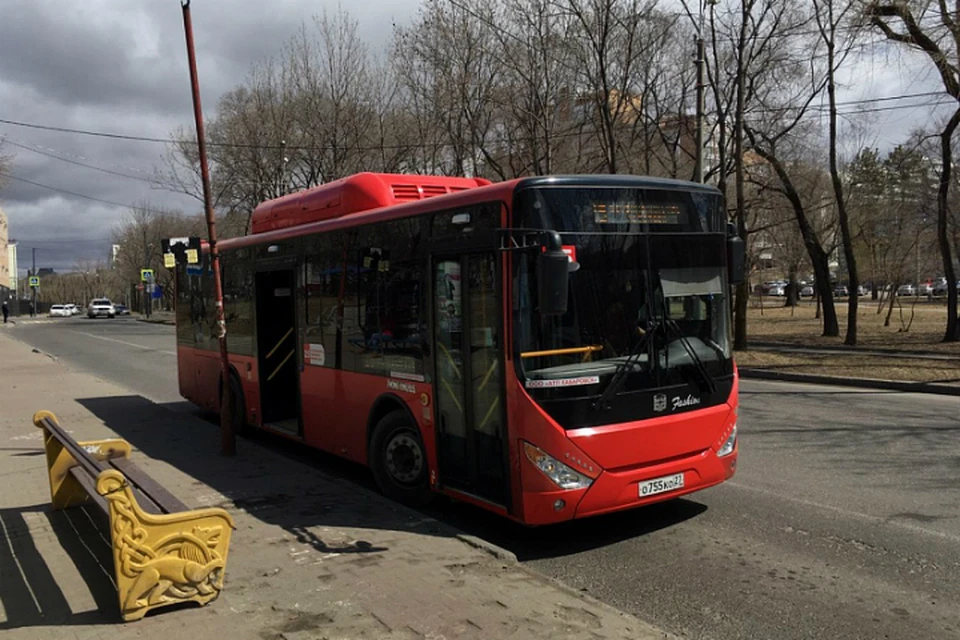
[523,442,594,490]
[717,424,737,457]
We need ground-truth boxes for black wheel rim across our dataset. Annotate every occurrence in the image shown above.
[384,431,424,486]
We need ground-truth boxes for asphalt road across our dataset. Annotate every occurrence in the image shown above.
[9,316,960,640]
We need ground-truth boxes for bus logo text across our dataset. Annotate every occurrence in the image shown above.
[672,395,701,411]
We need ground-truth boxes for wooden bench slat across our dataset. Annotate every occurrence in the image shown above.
[40,417,109,478]
[110,458,189,514]
[67,467,109,512]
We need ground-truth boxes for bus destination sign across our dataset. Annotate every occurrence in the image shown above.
[593,202,683,225]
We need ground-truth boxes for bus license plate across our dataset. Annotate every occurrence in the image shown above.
[638,473,685,498]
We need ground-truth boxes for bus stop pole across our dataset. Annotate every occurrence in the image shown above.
[181,0,235,456]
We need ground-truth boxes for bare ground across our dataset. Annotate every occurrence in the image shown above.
[741,298,960,383]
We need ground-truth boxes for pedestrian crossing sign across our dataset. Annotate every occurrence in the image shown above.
[141,269,154,282]
[29,276,40,288]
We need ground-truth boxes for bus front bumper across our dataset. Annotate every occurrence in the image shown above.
[520,446,737,525]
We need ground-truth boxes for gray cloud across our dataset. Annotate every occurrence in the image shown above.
[0,0,417,273]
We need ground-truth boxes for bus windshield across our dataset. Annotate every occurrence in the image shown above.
[512,186,733,416]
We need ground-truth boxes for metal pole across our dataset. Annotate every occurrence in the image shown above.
[31,248,36,317]
[182,0,235,456]
[695,34,705,184]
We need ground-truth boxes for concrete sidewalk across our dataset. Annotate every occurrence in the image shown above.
[0,333,668,640]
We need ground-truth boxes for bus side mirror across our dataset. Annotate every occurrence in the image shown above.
[727,223,745,285]
[538,231,573,316]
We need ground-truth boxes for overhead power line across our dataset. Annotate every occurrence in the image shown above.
[2,88,956,152]
[0,170,177,214]
[1,137,161,184]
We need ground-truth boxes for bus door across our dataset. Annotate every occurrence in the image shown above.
[255,265,301,436]
[431,251,508,506]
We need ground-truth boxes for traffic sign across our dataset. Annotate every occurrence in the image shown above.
[152,284,163,299]
[162,237,201,267]
[140,269,154,283]
[136,283,144,291]
[28,276,40,288]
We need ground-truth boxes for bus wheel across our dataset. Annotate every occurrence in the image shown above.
[370,411,433,506]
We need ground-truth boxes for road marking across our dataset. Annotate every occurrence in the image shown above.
[727,480,960,544]
[68,330,177,356]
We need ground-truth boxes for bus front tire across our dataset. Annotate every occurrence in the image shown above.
[370,411,433,506]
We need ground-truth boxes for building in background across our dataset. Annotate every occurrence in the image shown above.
[111,244,121,265]
[7,240,17,292]
[0,206,8,292]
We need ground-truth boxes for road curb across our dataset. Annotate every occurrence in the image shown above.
[30,347,59,362]
[455,533,519,564]
[749,340,951,359]
[135,317,176,326]
[739,368,960,396]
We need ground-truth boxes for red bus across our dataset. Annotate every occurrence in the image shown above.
[175,172,743,525]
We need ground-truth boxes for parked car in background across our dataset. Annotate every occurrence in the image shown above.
[114,304,130,315]
[932,280,959,296]
[87,298,116,319]
[897,284,917,297]
[800,286,815,298]
[834,285,849,297]
[918,283,934,296]
[49,304,70,317]
[857,285,868,296]
[64,303,79,316]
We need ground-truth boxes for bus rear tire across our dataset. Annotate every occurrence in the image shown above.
[369,410,433,506]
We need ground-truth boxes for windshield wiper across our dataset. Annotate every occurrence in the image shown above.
[592,326,652,412]
[663,318,716,394]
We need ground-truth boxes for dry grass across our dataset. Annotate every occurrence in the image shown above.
[746,298,960,354]
[742,298,960,383]
[734,350,960,384]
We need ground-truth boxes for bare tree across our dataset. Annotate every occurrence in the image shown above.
[814,0,862,343]
[867,2,960,342]
[112,204,203,311]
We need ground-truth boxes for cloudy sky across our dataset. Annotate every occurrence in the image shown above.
[0,0,951,274]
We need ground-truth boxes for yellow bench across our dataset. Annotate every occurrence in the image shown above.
[34,410,235,622]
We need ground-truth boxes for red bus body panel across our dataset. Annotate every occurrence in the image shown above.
[251,172,491,234]
[505,366,738,525]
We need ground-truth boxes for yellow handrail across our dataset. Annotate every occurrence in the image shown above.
[520,345,604,359]
[265,327,293,360]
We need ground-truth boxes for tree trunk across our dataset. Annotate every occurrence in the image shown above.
[748,139,840,336]
[938,108,960,342]
[732,0,749,351]
[784,265,799,307]
[823,2,858,344]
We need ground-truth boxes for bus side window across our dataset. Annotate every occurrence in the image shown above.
[304,236,338,368]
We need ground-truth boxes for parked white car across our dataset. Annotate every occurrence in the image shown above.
[87,298,116,319]
[49,304,70,318]
[64,303,79,316]
[897,284,917,297]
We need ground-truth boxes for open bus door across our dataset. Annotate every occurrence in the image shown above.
[431,251,508,507]
[255,264,301,436]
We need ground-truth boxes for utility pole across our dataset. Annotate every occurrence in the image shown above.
[31,248,36,317]
[182,0,235,456]
[688,0,715,184]
[695,33,705,183]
